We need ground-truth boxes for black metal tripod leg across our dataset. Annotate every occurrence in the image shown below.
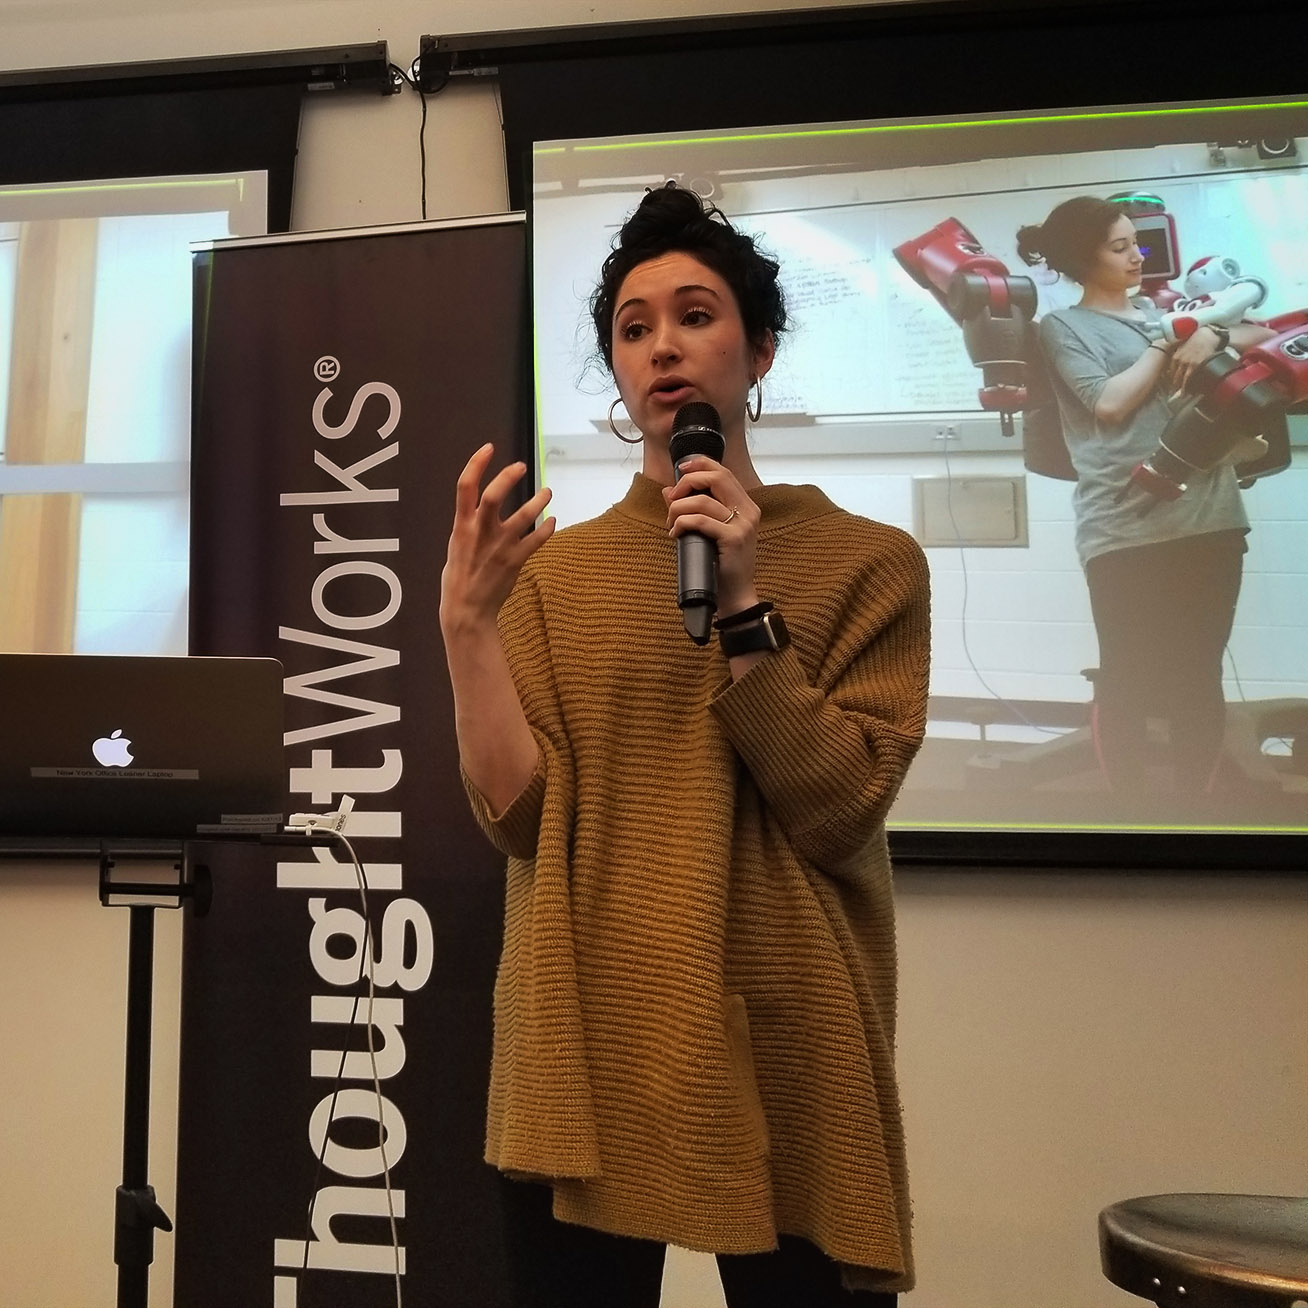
[115,1183,173,1303]
[116,903,173,1308]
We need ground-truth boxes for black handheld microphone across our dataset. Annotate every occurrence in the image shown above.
[668,402,725,645]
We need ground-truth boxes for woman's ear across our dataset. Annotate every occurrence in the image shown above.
[752,330,776,381]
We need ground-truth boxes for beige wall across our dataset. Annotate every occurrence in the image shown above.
[1,3,1306,1306]
[0,861,184,1308]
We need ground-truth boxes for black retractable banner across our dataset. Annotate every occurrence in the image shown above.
[179,216,530,1307]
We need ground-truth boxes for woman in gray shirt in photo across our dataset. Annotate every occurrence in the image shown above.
[1017,196,1272,799]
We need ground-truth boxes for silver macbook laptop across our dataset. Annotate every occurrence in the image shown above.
[0,653,285,842]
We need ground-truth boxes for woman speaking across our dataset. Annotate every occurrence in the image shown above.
[441,182,930,1307]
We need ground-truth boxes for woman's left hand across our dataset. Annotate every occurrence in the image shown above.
[663,456,761,617]
[1166,325,1225,395]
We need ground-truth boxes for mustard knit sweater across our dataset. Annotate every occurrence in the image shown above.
[463,473,930,1290]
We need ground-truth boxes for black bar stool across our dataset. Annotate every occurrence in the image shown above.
[1099,1193,1308,1308]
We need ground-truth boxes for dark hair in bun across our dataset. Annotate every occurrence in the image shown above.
[591,181,787,369]
[1016,196,1125,282]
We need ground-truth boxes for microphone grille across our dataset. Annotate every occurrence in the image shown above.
[669,402,724,464]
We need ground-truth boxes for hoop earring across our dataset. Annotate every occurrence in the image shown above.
[746,377,763,424]
[608,397,643,444]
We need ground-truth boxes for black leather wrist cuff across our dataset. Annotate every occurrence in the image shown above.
[714,601,773,630]
[719,609,791,658]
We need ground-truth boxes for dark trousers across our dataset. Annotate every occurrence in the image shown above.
[1084,529,1245,795]
[498,1177,899,1308]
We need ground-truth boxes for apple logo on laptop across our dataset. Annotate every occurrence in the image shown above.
[93,729,134,768]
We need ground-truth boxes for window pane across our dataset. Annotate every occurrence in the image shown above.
[0,173,267,654]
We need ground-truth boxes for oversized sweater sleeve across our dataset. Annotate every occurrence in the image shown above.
[460,567,573,861]
[708,522,930,874]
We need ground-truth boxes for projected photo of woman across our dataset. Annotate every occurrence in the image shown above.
[440,181,929,1306]
[1018,197,1275,798]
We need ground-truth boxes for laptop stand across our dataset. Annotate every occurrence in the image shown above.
[99,842,202,1308]
[1,831,332,1308]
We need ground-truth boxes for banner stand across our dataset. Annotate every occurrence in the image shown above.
[180,215,530,1307]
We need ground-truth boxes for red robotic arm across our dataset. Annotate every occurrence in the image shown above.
[1129,317,1308,501]
[893,217,1038,437]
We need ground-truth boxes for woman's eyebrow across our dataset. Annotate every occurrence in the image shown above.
[615,284,723,318]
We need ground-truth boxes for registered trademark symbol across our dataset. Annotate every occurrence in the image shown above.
[314,355,341,382]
